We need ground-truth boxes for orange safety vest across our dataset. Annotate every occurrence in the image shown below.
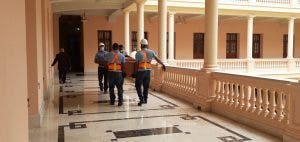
[138,50,151,69]
[108,51,122,71]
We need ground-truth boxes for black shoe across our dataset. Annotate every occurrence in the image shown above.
[118,102,123,106]
[143,99,147,104]
[138,101,143,106]
[110,101,115,105]
[100,86,104,91]
[104,90,108,94]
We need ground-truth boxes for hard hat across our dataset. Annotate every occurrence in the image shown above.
[140,39,148,45]
[99,42,105,46]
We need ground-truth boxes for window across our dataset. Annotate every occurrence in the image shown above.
[226,33,238,59]
[131,31,148,51]
[193,33,205,59]
[98,30,112,51]
[252,34,262,58]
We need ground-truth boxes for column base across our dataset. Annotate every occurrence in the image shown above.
[288,58,296,72]
[247,59,255,72]
[201,64,219,73]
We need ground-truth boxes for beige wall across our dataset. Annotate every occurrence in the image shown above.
[82,14,300,72]
[26,0,49,128]
[26,0,39,116]
[0,0,29,141]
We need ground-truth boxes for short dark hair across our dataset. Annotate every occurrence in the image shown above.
[118,44,124,50]
[112,43,119,50]
[141,44,148,49]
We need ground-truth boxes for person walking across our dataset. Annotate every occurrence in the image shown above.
[94,42,108,93]
[135,39,166,106]
[51,48,71,84]
[105,43,126,106]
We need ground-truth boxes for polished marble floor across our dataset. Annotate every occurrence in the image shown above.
[29,73,282,142]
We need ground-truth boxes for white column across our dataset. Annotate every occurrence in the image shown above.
[136,0,145,51]
[168,11,175,61]
[159,0,167,62]
[288,17,295,59]
[203,0,219,70]
[247,15,254,60]
[124,10,130,53]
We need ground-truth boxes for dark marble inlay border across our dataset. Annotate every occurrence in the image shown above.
[58,114,252,142]
[93,99,136,104]
[218,136,247,142]
[58,114,184,142]
[113,127,182,139]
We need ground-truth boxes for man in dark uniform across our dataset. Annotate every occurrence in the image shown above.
[105,43,126,106]
[51,48,71,84]
[94,42,108,93]
[135,39,166,106]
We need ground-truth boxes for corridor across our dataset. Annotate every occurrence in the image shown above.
[30,74,281,142]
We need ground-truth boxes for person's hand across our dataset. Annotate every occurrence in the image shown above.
[162,65,166,71]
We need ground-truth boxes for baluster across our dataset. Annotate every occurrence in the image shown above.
[244,86,251,111]
[239,85,245,110]
[283,94,290,124]
[250,87,257,112]
[185,75,189,93]
[263,89,270,117]
[177,74,181,92]
[215,81,221,101]
[256,88,263,115]
[276,92,284,121]
[220,81,225,102]
[269,91,276,119]
[224,82,230,104]
[234,84,240,108]
[229,83,235,106]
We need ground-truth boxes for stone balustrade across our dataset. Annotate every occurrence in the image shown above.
[150,65,300,141]
[170,58,300,73]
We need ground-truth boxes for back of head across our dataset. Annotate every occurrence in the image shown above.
[140,39,148,49]
[60,48,65,52]
[112,43,119,50]
[99,42,105,51]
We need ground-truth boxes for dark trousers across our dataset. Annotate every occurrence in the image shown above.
[98,67,108,91]
[108,72,123,103]
[135,70,151,102]
[59,69,67,83]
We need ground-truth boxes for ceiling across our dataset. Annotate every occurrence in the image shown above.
[51,0,133,16]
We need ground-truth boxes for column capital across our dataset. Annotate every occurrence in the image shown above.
[168,11,176,15]
[248,15,256,19]
[123,9,131,14]
[135,0,146,4]
[289,16,296,20]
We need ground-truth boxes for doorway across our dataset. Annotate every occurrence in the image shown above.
[59,15,84,72]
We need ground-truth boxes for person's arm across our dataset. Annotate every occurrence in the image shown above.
[154,56,166,71]
[94,54,98,64]
[51,54,58,66]
[121,56,126,77]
